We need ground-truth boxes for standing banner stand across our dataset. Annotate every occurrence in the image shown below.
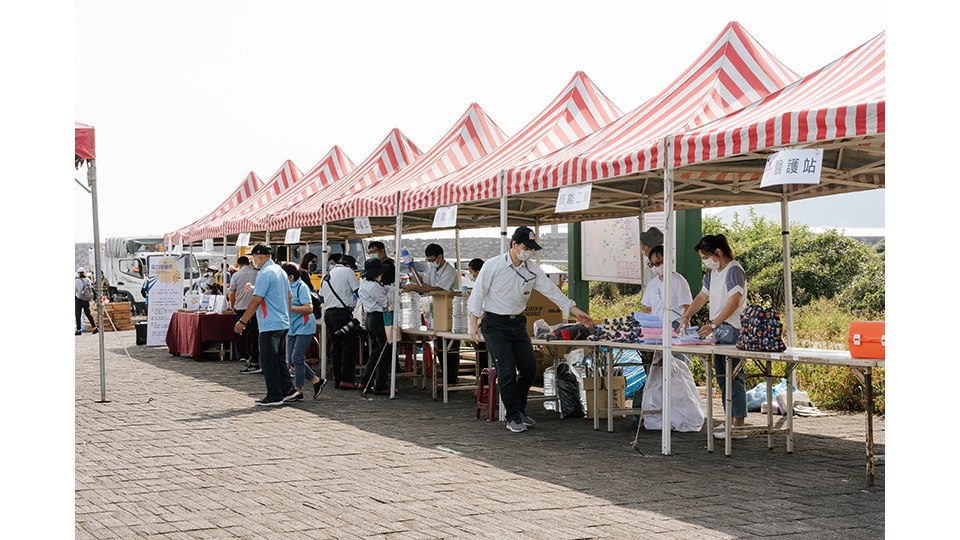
[146,255,186,346]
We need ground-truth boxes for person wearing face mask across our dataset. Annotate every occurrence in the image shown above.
[357,258,393,395]
[469,226,596,433]
[679,234,748,436]
[281,262,327,400]
[298,252,318,291]
[402,244,463,384]
[641,245,693,361]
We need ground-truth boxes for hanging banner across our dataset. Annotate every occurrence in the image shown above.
[760,148,823,188]
[432,205,458,228]
[354,217,373,235]
[284,228,301,244]
[236,232,250,247]
[555,183,592,213]
[202,238,214,251]
[146,254,185,346]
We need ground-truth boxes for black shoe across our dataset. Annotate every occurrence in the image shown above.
[75,331,82,336]
[92,327,99,334]
[255,397,284,406]
[313,378,328,399]
[282,391,302,402]
[240,365,262,374]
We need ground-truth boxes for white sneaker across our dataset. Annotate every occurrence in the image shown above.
[713,423,747,439]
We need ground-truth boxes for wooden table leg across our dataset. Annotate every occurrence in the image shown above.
[866,367,875,486]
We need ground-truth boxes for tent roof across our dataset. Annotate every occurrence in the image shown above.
[272,128,422,231]
[505,22,800,194]
[323,103,508,228]
[75,121,96,160]
[193,160,301,241]
[224,146,355,235]
[398,71,623,216]
[164,171,262,245]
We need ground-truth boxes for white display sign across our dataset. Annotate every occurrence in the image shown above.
[185,293,201,310]
[761,148,823,188]
[354,217,373,235]
[555,183,592,213]
[236,232,250,247]
[432,205,458,228]
[146,255,185,346]
[284,228,301,244]
[202,238,214,251]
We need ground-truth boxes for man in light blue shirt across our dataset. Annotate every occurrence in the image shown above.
[234,244,296,406]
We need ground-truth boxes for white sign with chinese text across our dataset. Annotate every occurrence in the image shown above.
[555,183,592,213]
[761,148,823,188]
[284,228,301,244]
[202,238,214,252]
[432,205,458,228]
[146,255,185,346]
[354,217,373,235]
[236,232,250,247]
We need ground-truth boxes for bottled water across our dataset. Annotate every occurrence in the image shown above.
[451,286,469,334]
[543,366,556,410]
[400,292,421,330]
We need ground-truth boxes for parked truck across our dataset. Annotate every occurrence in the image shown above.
[99,237,206,315]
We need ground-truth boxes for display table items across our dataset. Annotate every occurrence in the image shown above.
[165,311,236,361]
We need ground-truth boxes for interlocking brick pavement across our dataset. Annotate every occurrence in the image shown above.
[76,330,883,539]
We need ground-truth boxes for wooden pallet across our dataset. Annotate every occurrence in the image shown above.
[90,302,135,331]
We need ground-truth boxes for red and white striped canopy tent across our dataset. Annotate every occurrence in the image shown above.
[164,171,262,246]
[222,146,356,238]
[504,22,799,204]
[396,71,622,225]
[192,160,301,241]
[272,128,422,232]
[663,30,885,207]
[75,121,96,160]
[322,102,508,234]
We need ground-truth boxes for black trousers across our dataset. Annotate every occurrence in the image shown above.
[75,296,96,331]
[479,314,536,422]
[360,312,389,390]
[324,307,359,384]
[234,309,259,364]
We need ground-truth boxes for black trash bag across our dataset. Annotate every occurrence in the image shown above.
[556,363,585,419]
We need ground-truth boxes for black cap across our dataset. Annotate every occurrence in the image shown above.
[511,226,542,250]
[250,243,272,255]
[360,258,385,278]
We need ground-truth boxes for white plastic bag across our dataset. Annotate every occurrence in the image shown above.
[642,359,705,432]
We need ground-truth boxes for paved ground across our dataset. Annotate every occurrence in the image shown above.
[76,330,884,539]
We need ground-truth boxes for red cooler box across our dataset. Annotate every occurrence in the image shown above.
[848,321,885,359]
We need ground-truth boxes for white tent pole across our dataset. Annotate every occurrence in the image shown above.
[499,171,508,252]
[780,188,795,349]
[88,159,108,403]
[320,211,328,378]
[662,137,674,455]
[455,226,463,290]
[391,191,403,398]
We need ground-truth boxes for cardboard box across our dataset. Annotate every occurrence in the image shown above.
[523,290,564,336]
[583,375,627,419]
[425,291,461,332]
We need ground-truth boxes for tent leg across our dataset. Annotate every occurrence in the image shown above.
[88,159,109,403]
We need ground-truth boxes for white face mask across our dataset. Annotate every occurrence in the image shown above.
[516,247,533,262]
[428,261,439,270]
[703,257,719,271]
[651,264,664,277]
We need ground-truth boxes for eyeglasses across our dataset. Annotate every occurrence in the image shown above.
[646,259,663,268]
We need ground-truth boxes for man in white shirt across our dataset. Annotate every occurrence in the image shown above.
[403,244,463,384]
[468,227,595,433]
[321,255,361,389]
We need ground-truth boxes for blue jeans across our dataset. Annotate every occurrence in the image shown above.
[713,322,747,419]
[287,333,316,388]
[259,329,294,402]
[480,314,536,422]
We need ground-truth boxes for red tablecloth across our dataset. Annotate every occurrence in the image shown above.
[165,311,237,361]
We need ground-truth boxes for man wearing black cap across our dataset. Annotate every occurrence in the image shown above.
[320,254,361,389]
[233,244,298,406]
[468,226,596,433]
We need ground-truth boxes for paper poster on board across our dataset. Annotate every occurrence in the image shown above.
[146,255,185,346]
[580,213,667,285]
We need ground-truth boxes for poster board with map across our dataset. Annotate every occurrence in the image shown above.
[581,213,664,284]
